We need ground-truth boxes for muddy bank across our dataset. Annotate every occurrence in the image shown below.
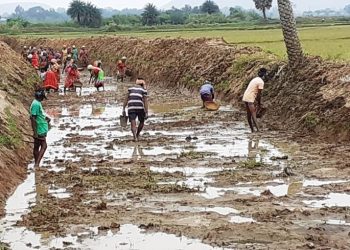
[0,41,38,216]
[2,36,350,141]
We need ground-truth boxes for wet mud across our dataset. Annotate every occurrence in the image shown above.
[1,72,350,250]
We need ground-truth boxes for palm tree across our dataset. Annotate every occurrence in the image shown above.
[200,0,220,15]
[67,0,85,25]
[277,0,303,65]
[253,0,272,21]
[142,3,159,26]
[67,0,101,27]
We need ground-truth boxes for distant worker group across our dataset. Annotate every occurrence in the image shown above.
[21,44,128,93]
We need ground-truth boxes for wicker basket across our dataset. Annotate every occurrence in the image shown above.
[204,101,220,111]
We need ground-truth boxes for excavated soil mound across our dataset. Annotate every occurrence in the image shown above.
[2,36,350,140]
[266,57,350,140]
[0,41,38,216]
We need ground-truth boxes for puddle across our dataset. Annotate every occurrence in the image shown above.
[48,188,71,199]
[326,219,350,226]
[200,186,261,199]
[1,172,36,224]
[2,224,228,250]
[303,193,350,208]
[150,102,199,113]
[267,179,349,197]
[230,215,256,224]
[51,224,228,250]
[199,178,350,199]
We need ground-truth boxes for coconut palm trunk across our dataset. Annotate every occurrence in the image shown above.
[277,0,303,65]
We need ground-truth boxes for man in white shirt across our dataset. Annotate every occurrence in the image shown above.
[242,68,267,133]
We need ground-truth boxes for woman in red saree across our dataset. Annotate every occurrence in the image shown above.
[43,69,58,91]
[50,59,61,85]
[64,64,80,92]
[31,51,39,70]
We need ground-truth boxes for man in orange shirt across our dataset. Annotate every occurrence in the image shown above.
[242,68,267,133]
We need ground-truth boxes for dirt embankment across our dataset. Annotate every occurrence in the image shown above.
[3,36,350,140]
[0,41,38,216]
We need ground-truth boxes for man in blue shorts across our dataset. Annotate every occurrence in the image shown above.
[122,78,148,142]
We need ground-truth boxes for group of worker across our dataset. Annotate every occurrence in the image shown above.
[29,46,267,167]
[22,45,91,92]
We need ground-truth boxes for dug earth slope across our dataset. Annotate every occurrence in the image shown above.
[0,41,37,216]
[5,36,349,140]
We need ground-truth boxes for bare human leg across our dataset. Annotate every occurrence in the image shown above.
[245,102,254,133]
[136,121,144,141]
[33,139,40,167]
[248,103,260,132]
[130,119,137,141]
[36,138,47,167]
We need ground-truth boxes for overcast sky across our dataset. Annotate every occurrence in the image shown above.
[0,0,349,11]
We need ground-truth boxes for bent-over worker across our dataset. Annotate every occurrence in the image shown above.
[199,80,215,108]
[242,68,267,133]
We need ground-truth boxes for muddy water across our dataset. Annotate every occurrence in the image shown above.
[1,75,350,249]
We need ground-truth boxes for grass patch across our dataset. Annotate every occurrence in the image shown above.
[0,107,22,148]
[215,80,231,92]
[239,159,264,169]
[302,112,320,130]
[178,150,216,159]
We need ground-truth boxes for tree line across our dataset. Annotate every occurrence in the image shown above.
[65,0,271,28]
[4,0,350,29]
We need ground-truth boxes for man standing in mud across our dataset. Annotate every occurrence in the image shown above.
[122,78,148,142]
[30,89,50,168]
[242,68,267,133]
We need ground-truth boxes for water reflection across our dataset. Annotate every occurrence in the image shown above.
[132,145,145,160]
[35,168,48,206]
[247,138,259,161]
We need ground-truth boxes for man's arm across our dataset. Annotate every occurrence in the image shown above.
[30,116,38,138]
[256,89,263,106]
[144,96,149,115]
